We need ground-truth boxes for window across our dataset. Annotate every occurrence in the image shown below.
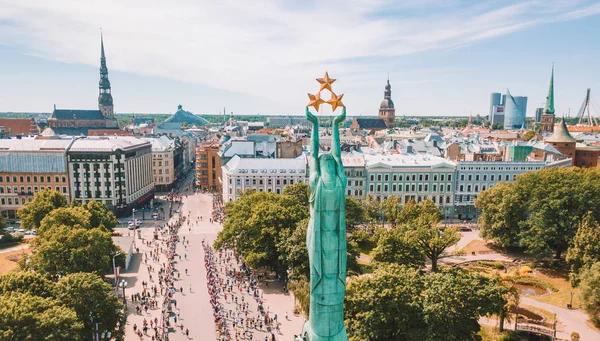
[475,175,480,181]
[446,196,450,204]
[377,175,381,181]
[393,175,397,181]
[468,175,472,181]
[19,176,24,182]
[447,174,452,181]
[459,185,464,192]
[483,175,487,181]
[418,185,423,192]
[412,175,416,181]
[370,184,374,192]
[433,184,437,192]
[460,175,464,181]
[441,174,445,181]
[505,175,509,181]
[54,176,59,183]
[384,184,388,192]
[377,185,381,192]
[392,184,397,192]
[419,174,423,181]
[384,174,389,181]
[370,175,374,181]
[491,175,495,181]
[474,185,479,192]
[434,175,438,181]
[447,184,451,192]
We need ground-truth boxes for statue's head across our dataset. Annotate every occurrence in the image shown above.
[319,153,336,178]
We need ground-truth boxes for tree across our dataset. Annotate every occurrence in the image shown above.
[215,192,297,275]
[362,195,381,223]
[38,206,92,235]
[345,264,426,341]
[522,130,536,141]
[475,168,600,259]
[56,273,123,340]
[405,216,460,272]
[475,182,525,248]
[345,196,365,230]
[81,200,118,231]
[579,262,600,327]
[27,225,119,277]
[371,228,426,268]
[567,212,600,285]
[278,219,310,280]
[422,269,508,341]
[396,199,440,226]
[17,189,67,229]
[0,271,55,298]
[282,182,310,207]
[381,195,402,228]
[0,292,83,341]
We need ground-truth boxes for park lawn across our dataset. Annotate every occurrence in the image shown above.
[529,269,581,308]
[0,249,30,274]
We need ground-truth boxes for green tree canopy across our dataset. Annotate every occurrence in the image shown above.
[381,195,402,228]
[17,189,67,230]
[56,273,123,340]
[371,228,426,268]
[345,196,366,229]
[567,212,600,286]
[362,195,381,223]
[81,200,118,231]
[405,217,460,272]
[579,262,600,327]
[38,207,92,235]
[345,264,426,341]
[422,269,509,341]
[27,225,119,277]
[476,167,600,259]
[0,292,83,341]
[0,271,55,298]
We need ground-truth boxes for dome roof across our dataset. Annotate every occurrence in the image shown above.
[380,98,394,109]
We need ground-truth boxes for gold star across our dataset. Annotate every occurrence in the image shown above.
[307,92,325,112]
[327,92,344,112]
[316,71,336,92]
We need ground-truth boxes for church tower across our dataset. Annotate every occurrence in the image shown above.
[540,64,555,133]
[378,78,396,128]
[98,33,114,118]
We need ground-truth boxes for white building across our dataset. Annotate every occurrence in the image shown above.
[142,136,176,192]
[222,155,307,202]
[454,160,546,219]
[342,154,366,199]
[67,136,154,215]
[364,153,457,217]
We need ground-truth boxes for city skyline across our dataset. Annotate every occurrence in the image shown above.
[1,1,600,117]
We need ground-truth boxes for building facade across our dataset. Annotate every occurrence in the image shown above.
[454,160,546,219]
[342,154,366,199]
[142,136,176,192]
[67,137,154,215]
[221,155,307,202]
[364,154,456,218]
[196,141,221,191]
[0,138,73,218]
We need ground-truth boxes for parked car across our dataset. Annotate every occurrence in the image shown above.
[5,227,15,232]
[15,228,25,233]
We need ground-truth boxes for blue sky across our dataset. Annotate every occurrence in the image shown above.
[1,0,600,117]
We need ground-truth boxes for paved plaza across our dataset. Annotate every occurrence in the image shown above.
[119,187,303,340]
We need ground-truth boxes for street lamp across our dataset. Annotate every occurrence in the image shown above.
[132,208,137,248]
[112,252,121,287]
[118,279,128,307]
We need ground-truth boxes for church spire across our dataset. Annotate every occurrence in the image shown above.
[544,64,555,115]
[98,32,114,118]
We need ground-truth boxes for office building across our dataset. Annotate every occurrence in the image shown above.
[504,89,528,129]
[489,93,502,116]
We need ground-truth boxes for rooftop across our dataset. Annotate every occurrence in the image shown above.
[224,155,307,174]
[69,136,151,152]
[364,153,455,169]
[546,119,576,143]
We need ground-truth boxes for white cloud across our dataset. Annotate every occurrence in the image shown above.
[0,0,599,114]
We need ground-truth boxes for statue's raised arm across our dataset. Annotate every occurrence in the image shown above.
[332,107,346,174]
[306,107,320,177]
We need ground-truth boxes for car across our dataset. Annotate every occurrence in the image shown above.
[5,227,14,232]
[15,228,25,233]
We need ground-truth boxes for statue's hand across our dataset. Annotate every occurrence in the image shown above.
[334,107,346,124]
[306,107,318,123]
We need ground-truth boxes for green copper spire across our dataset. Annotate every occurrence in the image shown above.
[544,64,555,115]
[98,32,114,116]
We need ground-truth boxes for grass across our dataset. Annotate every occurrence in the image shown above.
[478,326,520,341]
[530,269,581,308]
[504,275,558,292]
[0,248,30,274]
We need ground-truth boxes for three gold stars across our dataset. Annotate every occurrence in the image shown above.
[307,71,345,112]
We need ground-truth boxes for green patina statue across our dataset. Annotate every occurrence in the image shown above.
[300,106,348,341]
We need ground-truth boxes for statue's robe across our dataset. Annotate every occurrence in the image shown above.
[306,172,347,340]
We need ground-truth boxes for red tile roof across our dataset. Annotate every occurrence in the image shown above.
[0,118,38,135]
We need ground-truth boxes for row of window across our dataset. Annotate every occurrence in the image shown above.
[0,186,67,194]
[347,180,364,187]
[459,173,519,182]
[369,173,452,182]
[235,177,304,186]
[153,169,170,175]
[1,197,31,206]
[0,175,66,183]
[74,190,122,199]
[372,195,452,205]
[459,166,541,171]
[369,183,452,193]
[152,161,170,167]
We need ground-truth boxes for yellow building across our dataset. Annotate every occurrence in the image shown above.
[196,142,221,191]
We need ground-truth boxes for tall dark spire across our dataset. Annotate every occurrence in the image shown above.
[98,32,114,117]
